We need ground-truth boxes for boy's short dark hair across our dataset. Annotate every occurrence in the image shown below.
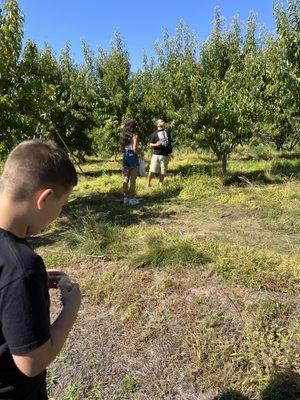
[0,140,78,201]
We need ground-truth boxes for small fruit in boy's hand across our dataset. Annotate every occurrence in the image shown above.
[47,270,67,289]
[58,275,73,292]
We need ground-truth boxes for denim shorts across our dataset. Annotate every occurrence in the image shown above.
[123,150,139,168]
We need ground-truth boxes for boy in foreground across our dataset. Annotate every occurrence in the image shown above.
[0,140,81,399]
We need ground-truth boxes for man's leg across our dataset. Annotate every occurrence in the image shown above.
[159,155,168,187]
[147,155,158,188]
[147,171,155,187]
[159,174,165,187]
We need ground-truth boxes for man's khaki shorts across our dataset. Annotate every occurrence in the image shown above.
[149,154,169,175]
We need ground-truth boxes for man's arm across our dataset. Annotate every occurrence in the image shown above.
[12,283,81,378]
[150,140,161,148]
[149,132,161,148]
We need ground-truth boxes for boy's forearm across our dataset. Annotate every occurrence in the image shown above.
[50,302,80,356]
[13,303,80,377]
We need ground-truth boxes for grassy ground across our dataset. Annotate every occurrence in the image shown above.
[27,149,299,399]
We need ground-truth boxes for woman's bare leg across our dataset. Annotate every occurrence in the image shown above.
[123,171,129,197]
[129,168,138,198]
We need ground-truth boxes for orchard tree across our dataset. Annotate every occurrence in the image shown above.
[137,23,199,146]
[256,1,299,151]
[44,44,95,160]
[127,50,170,148]
[0,0,23,155]
[0,0,298,163]
[17,41,60,141]
[92,31,131,157]
[18,41,43,137]
[194,10,255,173]
[126,66,155,148]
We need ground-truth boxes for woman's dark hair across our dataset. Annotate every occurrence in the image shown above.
[120,119,137,147]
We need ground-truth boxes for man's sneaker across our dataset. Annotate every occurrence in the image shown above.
[123,197,129,205]
[129,198,140,206]
[145,184,152,189]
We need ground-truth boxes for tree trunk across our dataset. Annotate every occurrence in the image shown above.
[222,153,227,175]
[275,142,282,152]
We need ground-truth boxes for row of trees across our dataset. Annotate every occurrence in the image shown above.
[0,0,299,172]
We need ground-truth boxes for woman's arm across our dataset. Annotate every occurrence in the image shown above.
[132,134,139,153]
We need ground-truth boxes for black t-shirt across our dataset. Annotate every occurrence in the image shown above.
[150,128,173,155]
[0,228,50,400]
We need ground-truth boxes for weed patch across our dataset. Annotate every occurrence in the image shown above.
[64,214,128,259]
[204,242,300,291]
[131,236,212,269]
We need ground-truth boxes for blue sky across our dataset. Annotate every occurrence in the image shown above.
[18,0,276,70]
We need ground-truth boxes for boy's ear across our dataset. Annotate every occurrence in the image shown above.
[36,189,54,210]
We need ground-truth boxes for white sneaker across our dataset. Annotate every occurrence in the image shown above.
[123,197,129,205]
[145,184,152,189]
[129,198,140,206]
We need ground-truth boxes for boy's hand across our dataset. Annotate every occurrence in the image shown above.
[60,283,81,311]
[47,270,68,289]
[58,275,73,292]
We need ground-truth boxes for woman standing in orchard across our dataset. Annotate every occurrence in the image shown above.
[120,119,140,206]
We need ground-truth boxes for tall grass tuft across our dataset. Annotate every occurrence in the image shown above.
[64,214,126,259]
[131,236,212,269]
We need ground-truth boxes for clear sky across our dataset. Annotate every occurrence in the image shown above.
[17,0,276,70]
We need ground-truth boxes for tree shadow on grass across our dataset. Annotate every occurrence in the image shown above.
[170,163,289,186]
[28,227,65,249]
[169,155,299,183]
[223,170,285,186]
[29,185,181,249]
[64,185,181,228]
[224,159,300,185]
[169,162,221,177]
[81,157,119,165]
[270,159,300,178]
[276,152,300,160]
[78,169,121,179]
[213,369,300,400]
